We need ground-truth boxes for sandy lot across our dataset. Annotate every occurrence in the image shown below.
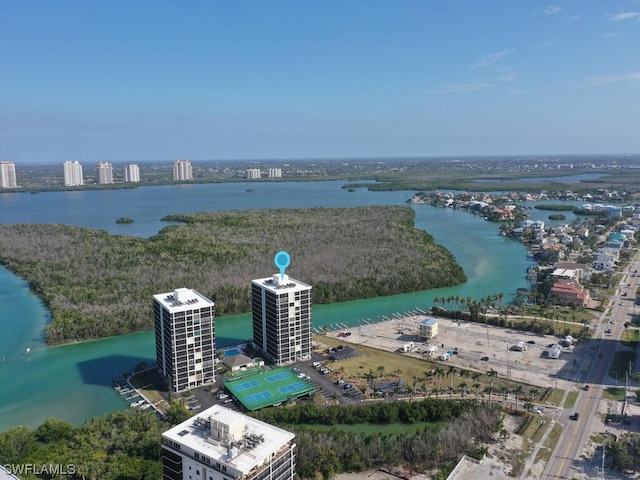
[325,315,577,393]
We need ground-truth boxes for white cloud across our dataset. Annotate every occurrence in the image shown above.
[609,12,640,21]
[602,32,621,38]
[587,72,640,86]
[428,83,494,95]
[544,5,562,15]
[472,49,515,68]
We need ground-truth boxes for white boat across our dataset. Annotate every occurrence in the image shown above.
[130,400,145,408]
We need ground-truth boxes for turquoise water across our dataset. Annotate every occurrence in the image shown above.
[0,182,531,431]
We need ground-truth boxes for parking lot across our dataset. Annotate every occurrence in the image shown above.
[323,316,583,390]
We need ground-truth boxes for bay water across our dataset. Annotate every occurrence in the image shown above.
[0,181,532,431]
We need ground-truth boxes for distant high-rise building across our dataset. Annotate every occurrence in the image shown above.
[251,274,312,366]
[267,168,282,178]
[154,288,215,392]
[173,159,193,181]
[246,168,262,179]
[63,160,84,186]
[0,161,17,188]
[161,405,296,480]
[124,164,140,183]
[96,162,114,184]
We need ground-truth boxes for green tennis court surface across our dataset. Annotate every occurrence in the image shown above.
[225,367,316,410]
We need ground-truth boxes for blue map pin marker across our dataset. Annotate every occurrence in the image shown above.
[274,251,291,279]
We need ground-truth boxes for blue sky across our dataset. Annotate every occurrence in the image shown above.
[1,1,639,163]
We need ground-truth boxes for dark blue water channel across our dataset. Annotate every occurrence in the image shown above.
[0,181,533,431]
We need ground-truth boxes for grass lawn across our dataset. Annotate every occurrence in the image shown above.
[621,328,639,348]
[543,388,565,407]
[610,351,637,379]
[130,370,166,404]
[534,423,563,465]
[564,391,579,409]
[520,306,594,325]
[602,387,626,401]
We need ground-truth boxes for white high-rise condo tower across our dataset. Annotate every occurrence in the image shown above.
[173,159,193,181]
[124,164,140,183]
[63,160,84,186]
[0,161,17,188]
[96,162,114,184]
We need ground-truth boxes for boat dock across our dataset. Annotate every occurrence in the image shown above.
[313,307,429,335]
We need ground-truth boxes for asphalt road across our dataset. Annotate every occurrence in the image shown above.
[544,262,638,479]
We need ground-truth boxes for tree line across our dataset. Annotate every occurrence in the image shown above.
[0,206,466,344]
[0,411,162,480]
[249,400,502,479]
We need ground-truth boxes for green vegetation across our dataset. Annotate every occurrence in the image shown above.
[0,399,500,480]
[0,410,163,479]
[250,400,502,479]
[610,351,637,381]
[621,328,639,348]
[548,214,566,221]
[534,204,577,212]
[0,206,466,344]
[533,422,562,465]
[608,433,640,472]
[602,387,626,401]
[115,217,134,224]
[564,391,579,409]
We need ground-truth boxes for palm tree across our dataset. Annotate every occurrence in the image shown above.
[486,369,498,403]
[513,385,524,412]
[447,365,457,399]
[473,382,481,400]
[358,384,368,400]
[434,366,445,395]
[499,385,509,405]
[459,381,468,398]
[470,372,482,400]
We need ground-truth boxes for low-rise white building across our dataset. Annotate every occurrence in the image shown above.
[548,344,563,359]
[162,405,296,480]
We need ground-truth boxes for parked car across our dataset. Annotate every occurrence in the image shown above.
[583,385,590,391]
[526,340,535,345]
[343,384,352,389]
[480,356,489,361]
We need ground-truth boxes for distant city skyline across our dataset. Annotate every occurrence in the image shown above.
[1,1,639,164]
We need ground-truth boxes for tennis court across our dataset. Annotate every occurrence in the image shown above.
[225,367,316,411]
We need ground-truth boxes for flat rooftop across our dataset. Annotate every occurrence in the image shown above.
[153,288,214,311]
[420,318,438,326]
[163,405,294,475]
[252,274,311,294]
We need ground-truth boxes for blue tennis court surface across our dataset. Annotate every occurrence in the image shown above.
[244,391,273,404]
[235,380,260,391]
[265,371,291,382]
[278,382,303,393]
